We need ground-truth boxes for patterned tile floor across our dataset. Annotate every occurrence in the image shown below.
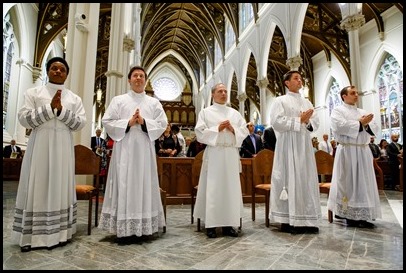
[3,181,403,270]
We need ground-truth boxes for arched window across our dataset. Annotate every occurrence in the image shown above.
[239,3,254,33]
[153,77,181,101]
[225,17,235,53]
[377,54,403,142]
[214,39,222,68]
[3,14,15,130]
[327,78,342,137]
[327,78,343,117]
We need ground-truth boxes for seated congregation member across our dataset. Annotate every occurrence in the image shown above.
[262,126,277,151]
[386,133,403,190]
[240,121,263,158]
[193,83,249,238]
[105,134,115,157]
[3,139,22,158]
[155,123,181,157]
[368,136,381,159]
[186,136,206,157]
[171,124,186,157]
[379,139,389,160]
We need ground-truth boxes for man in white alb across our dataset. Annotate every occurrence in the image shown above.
[327,85,381,228]
[193,83,249,238]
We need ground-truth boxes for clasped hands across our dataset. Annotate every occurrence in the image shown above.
[50,89,63,114]
[359,113,374,127]
[128,108,144,127]
[218,120,235,134]
[300,109,314,124]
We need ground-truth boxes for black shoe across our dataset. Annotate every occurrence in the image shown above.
[47,244,60,251]
[114,236,133,245]
[222,226,238,237]
[290,226,307,235]
[20,245,31,252]
[358,220,375,229]
[206,228,217,238]
[306,227,319,234]
[280,223,292,233]
[346,219,360,227]
[334,215,346,220]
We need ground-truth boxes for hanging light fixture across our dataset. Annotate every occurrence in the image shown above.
[302,78,310,99]
[96,58,103,105]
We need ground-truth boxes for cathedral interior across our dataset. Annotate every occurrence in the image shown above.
[34,3,402,128]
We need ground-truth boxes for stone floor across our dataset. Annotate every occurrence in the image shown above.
[3,181,403,270]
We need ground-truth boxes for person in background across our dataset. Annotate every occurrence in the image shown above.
[105,134,115,158]
[318,133,333,156]
[330,139,337,157]
[327,85,381,228]
[262,126,277,151]
[255,128,263,137]
[312,137,319,153]
[240,121,264,158]
[171,124,186,157]
[91,128,108,176]
[193,83,249,238]
[156,123,181,157]
[379,139,389,159]
[186,136,207,157]
[184,136,192,156]
[268,70,321,234]
[386,133,403,190]
[368,136,381,159]
[12,57,86,252]
[3,139,22,158]
[99,65,167,244]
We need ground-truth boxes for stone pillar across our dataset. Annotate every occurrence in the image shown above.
[237,92,248,119]
[105,3,126,107]
[65,3,100,147]
[340,14,365,106]
[132,3,142,66]
[256,78,269,126]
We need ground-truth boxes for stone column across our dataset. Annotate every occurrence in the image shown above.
[237,92,248,119]
[340,14,365,106]
[256,78,269,126]
[132,3,142,66]
[105,3,126,107]
[65,3,100,147]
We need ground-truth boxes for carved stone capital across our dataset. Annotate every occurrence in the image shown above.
[256,78,269,89]
[286,56,303,70]
[32,66,42,83]
[340,14,365,32]
[123,36,135,52]
[237,92,247,102]
[105,70,124,78]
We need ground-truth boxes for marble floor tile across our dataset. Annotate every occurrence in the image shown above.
[3,181,403,270]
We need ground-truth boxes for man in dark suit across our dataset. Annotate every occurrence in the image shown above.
[386,133,403,190]
[3,139,22,158]
[240,122,263,158]
[263,126,277,151]
[368,136,381,159]
[91,128,106,155]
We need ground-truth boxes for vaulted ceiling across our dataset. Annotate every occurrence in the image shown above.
[35,3,402,116]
